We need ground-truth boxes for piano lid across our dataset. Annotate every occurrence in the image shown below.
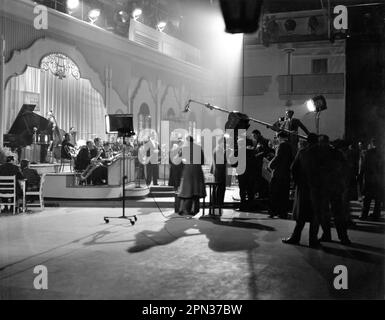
[8,104,51,135]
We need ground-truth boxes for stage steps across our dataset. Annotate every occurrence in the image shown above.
[148,185,176,198]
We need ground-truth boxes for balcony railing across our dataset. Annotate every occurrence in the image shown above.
[30,0,201,65]
[277,73,344,97]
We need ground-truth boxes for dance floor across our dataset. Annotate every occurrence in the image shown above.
[0,205,384,300]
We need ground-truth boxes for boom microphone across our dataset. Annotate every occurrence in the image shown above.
[183,100,191,113]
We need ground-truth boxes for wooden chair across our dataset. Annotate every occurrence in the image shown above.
[25,174,45,209]
[0,176,17,214]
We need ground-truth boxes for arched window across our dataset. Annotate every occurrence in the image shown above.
[138,103,151,133]
[166,108,176,121]
[40,53,80,80]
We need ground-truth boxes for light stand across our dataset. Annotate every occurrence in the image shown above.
[104,131,137,225]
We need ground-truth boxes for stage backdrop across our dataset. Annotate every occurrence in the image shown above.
[4,66,107,142]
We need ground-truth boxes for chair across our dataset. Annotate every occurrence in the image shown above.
[0,176,17,214]
[25,174,45,209]
[59,146,74,172]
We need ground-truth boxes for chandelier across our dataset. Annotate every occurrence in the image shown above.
[40,53,80,80]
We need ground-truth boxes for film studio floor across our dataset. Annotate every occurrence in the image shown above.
[0,193,384,300]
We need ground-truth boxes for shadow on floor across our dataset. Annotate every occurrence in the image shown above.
[127,213,276,254]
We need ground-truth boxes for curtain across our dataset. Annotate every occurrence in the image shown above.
[4,66,106,142]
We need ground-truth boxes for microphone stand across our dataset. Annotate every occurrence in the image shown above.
[104,131,137,225]
[184,99,307,140]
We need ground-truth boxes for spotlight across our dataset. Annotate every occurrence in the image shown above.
[132,8,142,21]
[219,0,264,34]
[88,8,101,24]
[306,95,327,113]
[157,21,167,32]
[66,0,79,11]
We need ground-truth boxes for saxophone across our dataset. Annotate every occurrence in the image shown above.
[80,147,104,181]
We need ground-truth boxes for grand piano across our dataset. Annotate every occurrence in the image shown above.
[3,104,51,162]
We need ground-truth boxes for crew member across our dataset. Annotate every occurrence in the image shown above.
[273,109,309,155]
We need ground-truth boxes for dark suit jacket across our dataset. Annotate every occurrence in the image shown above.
[22,168,41,191]
[75,147,91,171]
[269,141,293,180]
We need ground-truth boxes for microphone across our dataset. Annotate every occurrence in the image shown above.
[183,100,191,113]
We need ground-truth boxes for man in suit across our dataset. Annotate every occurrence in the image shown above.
[273,109,309,156]
[20,159,40,191]
[75,140,93,172]
[360,139,384,220]
[282,133,319,246]
[145,132,160,186]
[268,131,293,219]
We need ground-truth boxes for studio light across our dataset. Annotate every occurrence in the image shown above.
[66,0,79,11]
[157,21,167,32]
[219,0,264,34]
[88,8,101,24]
[306,95,327,113]
[132,8,142,21]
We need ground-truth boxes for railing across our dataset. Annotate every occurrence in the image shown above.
[30,0,201,65]
[277,73,344,96]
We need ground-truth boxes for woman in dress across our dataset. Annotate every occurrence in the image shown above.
[177,136,206,216]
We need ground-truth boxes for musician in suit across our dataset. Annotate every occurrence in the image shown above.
[75,140,93,172]
[90,137,108,185]
[69,127,77,146]
[145,132,160,186]
[268,131,293,219]
[61,133,75,160]
[273,109,309,156]
[20,159,41,194]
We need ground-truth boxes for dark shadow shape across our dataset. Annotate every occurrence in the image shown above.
[321,245,385,265]
[348,242,385,255]
[347,223,385,234]
[207,217,276,231]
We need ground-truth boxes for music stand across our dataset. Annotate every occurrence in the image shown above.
[103,114,137,225]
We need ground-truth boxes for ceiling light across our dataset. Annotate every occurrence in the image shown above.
[157,21,167,32]
[88,8,101,24]
[132,8,142,21]
[66,0,79,11]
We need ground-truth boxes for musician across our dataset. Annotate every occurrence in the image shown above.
[75,140,94,172]
[20,159,41,192]
[69,127,77,146]
[61,133,75,160]
[145,132,160,186]
[169,137,184,190]
[89,137,108,185]
[273,109,309,155]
